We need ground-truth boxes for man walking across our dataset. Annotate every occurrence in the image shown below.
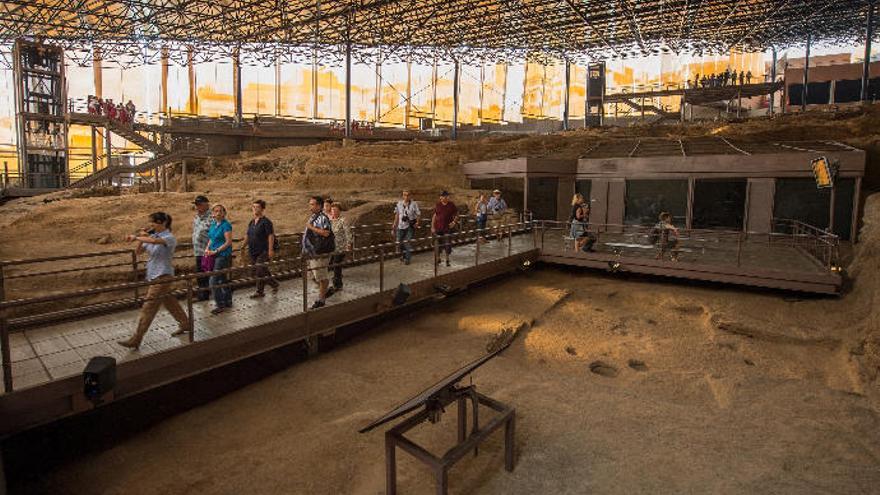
[432,191,459,267]
[392,189,420,265]
[191,195,212,301]
[241,199,279,298]
[303,196,335,309]
[487,189,508,242]
[327,202,352,296]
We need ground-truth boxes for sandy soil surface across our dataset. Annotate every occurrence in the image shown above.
[4,109,880,494]
[18,245,880,494]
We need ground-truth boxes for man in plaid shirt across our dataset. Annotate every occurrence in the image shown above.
[191,195,212,300]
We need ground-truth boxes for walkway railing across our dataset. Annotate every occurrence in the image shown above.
[533,218,839,270]
[0,219,535,393]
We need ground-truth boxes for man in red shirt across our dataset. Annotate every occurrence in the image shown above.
[432,190,459,267]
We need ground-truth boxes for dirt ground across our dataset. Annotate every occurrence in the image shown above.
[4,109,880,493]
[18,225,880,493]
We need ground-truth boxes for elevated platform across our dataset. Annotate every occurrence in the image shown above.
[534,221,841,295]
[0,228,537,436]
[0,218,842,437]
[606,82,783,106]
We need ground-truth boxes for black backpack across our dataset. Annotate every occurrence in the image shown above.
[309,213,336,254]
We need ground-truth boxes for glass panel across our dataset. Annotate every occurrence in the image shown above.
[196,59,233,117]
[242,62,276,116]
[503,64,524,123]
[774,178,831,230]
[624,179,688,226]
[692,179,747,230]
[575,179,591,201]
[528,178,559,220]
[278,61,313,118]
[833,178,855,240]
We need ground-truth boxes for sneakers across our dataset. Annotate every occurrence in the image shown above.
[210,307,227,315]
[445,259,451,267]
[310,299,326,309]
[325,287,336,298]
[249,292,265,299]
[171,327,188,336]
[117,339,139,350]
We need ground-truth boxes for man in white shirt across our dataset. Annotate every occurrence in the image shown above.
[392,189,420,265]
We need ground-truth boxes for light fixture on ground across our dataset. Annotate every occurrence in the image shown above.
[83,356,116,405]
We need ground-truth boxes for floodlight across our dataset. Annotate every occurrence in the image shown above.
[83,356,116,404]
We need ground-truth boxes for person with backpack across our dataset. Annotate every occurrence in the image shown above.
[241,199,279,299]
[303,196,334,309]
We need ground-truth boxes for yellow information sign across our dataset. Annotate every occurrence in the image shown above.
[811,156,833,189]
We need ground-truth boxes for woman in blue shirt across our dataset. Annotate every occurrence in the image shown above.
[206,204,234,314]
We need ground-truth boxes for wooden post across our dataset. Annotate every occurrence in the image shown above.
[302,255,309,312]
[131,250,140,302]
[181,159,188,192]
[186,281,195,343]
[0,264,12,393]
[379,248,385,292]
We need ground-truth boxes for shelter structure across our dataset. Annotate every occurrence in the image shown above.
[463,138,866,241]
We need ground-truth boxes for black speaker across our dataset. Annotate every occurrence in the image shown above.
[392,283,411,306]
[84,356,117,401]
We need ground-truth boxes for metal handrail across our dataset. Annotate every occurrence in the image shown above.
[0,219,534,392]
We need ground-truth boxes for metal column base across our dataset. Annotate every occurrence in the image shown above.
[385,389,515,495]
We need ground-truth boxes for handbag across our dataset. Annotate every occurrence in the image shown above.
[201,254,216,272]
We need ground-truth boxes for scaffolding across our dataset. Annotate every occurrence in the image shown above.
[0,0,876,67]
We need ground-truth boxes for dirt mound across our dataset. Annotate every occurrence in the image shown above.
[847,193,880,384]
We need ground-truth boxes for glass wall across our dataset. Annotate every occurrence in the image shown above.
[624,179,688,226]
[692,179,747,230]
[832,178,856,240]
[774,178,831,230]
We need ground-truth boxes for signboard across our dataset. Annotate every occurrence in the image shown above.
[811,156,834,188]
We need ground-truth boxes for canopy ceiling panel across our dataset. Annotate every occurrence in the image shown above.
[0,0,873,66]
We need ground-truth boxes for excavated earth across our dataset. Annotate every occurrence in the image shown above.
[3,108,880,494]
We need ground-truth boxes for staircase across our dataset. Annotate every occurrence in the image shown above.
[68,149,196,189]
[617,98,679,121]
[104,119,168,154]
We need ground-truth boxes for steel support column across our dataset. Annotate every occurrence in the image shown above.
[160,46,169,114]
[452,60,460,140]
[562,59,571,131]
[90,126,97,173]
[187,47,197,115]
[233,47,242,125]
[769,47,777,115]
[863,1,876,102]
[802,32,811,112]
[345,40,352,138]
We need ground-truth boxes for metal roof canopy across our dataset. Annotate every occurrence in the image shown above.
[0,0,876,67]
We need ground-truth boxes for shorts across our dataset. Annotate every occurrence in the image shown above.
[308,257,329,282]
[488,212,511,228]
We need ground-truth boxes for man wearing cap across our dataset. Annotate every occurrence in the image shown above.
[392,189,420,265]
[431,190,459,267]
[192,195,212,301]
[487,189,509,242]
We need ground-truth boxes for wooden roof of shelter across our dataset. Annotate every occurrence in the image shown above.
[0,0,875,66]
